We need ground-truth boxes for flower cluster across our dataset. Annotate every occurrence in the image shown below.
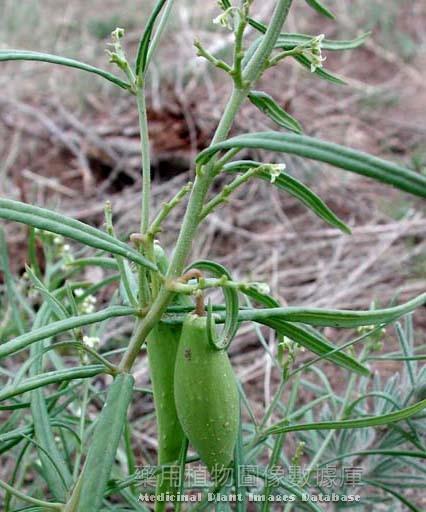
[74,288,97,314]
[304,34,326,73]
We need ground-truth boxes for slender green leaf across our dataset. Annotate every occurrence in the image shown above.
[67,257,119,270]
[135,0,167,76]
[369,354,426,361]
[264,399,426,435]
[233,292,426,327]
[236,286,367,375]
[0,306,136,359]
[30,309,73,500]
[0,199,156,270]
[197,132,426,198]
[265,319,369,376]
[293,54,346,84]
[276,32,370,51]
[248,91,303,133]
[363,479,422,512]
[304,0,335,20]
[0,50,131,90]
[321,449,426,467]
[0,365,106,402]
[66,373,134,511]
[249,16,366,51]
[223,160,351,233]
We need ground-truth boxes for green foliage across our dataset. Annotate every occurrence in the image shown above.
[0,1,425,510]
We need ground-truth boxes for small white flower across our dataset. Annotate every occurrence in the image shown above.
[213,7,235,31]
[251,282,271,295]
[82,335,100,349]
[269,163,286,183]
[304,34,326,73]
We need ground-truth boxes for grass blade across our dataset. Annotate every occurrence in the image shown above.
[0,50,131,90]
[197,132,426,198]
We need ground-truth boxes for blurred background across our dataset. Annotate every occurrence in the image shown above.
[0,0,425,332]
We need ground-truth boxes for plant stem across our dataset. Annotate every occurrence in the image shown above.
[136,85,153,306]
[120,0,294,372]
[243,0,293,83]
[136,86,151,235]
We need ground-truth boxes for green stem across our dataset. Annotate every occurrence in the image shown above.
[136,85,153,306]
[137,86,151,235]
[120,0,294,372]
[243,0,293,83]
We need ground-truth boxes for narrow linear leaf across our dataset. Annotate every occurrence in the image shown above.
[248,91,303,133]
[67,257,119,270]
[304,0,336,20]
[0,199,156,270]
[0,306,136,359]
[276,32,370,51]
[135,0,167,76]
[321,449,426,467]
[293,54,346,84]
[266,319,369,376]
[66,373,134,511]
[197,132,426,198]
[264,399,426,435]
[224,160,351,233]
[0,419,80,451]
[249,17,367,51]
[0,365,106,402]
[0,50,131,90]
[165,293,425,330]
[30,331,72,500]
[237,282,367,375]
[363,479,422,512]
[234,292,426,328]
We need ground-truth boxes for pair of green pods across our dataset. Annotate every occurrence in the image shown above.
[148,312,240,507]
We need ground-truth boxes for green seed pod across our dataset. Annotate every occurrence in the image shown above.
[148,242,189,510]
[174,314,239,473]
[147,322,185,509]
